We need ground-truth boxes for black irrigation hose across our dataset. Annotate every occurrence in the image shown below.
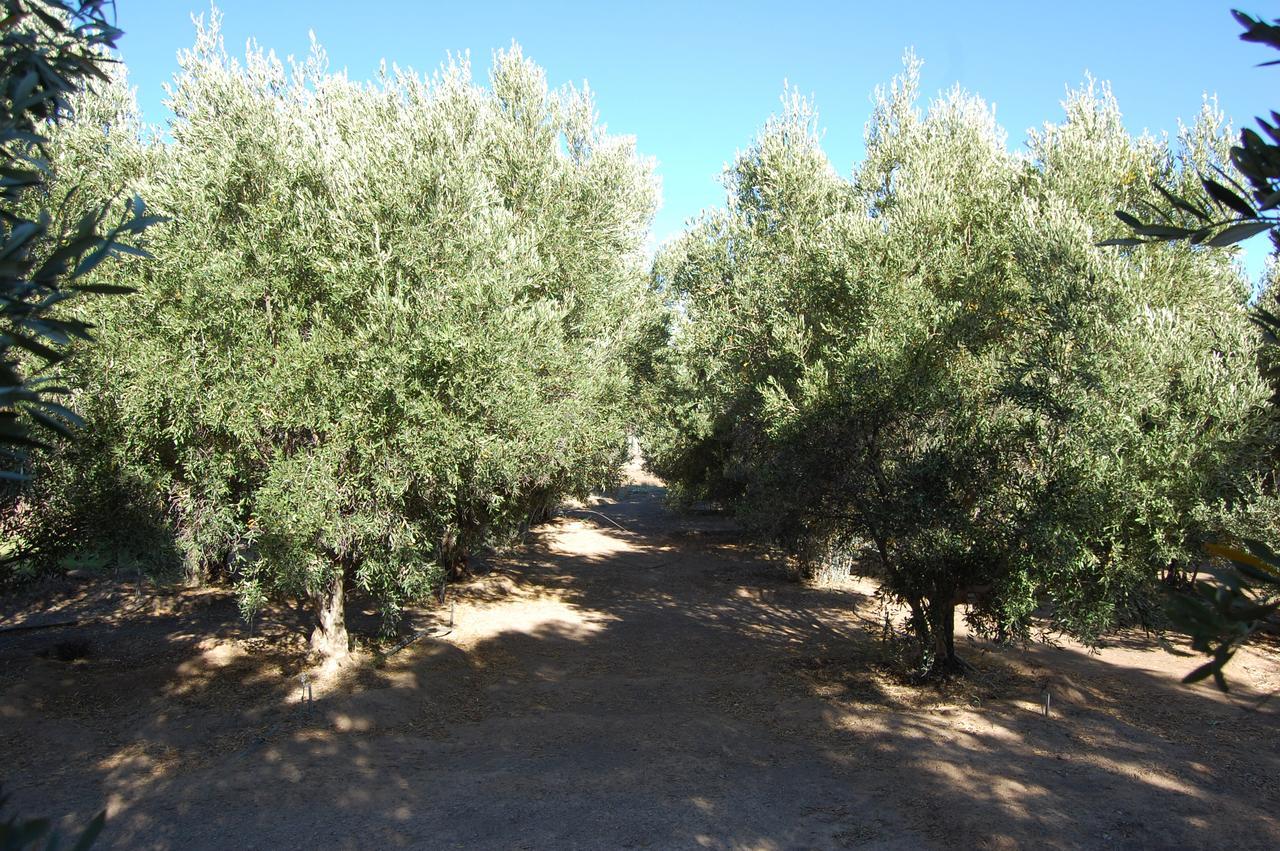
[380,624,452,659]
[0,616,79,633]
[558,507,631,533]
[375,596,456,664]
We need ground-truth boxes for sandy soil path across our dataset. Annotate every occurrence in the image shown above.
[2,469,1279,849]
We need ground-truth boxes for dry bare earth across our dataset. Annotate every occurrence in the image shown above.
[3,467,1279,850]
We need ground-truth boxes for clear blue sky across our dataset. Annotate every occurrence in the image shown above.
[114,1,1276,281]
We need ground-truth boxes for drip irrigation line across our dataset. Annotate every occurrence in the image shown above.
[383,625,452,657]
[559,507,631,533]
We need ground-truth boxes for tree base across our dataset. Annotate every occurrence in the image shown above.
[908,648,975,683]
[310,568,349,662]
[309,624,351,661]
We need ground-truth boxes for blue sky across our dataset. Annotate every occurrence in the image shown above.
[114,1,1276,281]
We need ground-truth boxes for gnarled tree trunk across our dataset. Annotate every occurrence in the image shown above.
[310,567,349,661]
[905,593,962,678]
[440,528,471,581]
[928,596,960,674]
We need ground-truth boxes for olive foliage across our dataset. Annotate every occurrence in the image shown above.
[643,60,1272,674]
[0,0,155,480]
[1107,8,1280,689]
[47,16,657,656]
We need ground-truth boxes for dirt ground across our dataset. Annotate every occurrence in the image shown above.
[2,464,1279,850]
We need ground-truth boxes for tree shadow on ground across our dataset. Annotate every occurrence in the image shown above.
[2,483,1277,849]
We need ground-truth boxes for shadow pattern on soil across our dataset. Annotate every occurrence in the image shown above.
[2,482,1278,850]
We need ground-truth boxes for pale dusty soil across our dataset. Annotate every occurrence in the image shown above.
[2,464,1279,850]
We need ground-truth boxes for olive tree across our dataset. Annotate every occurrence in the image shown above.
[645,60,1270,675]
[1105,8,1280,688]
[56,16,656,659]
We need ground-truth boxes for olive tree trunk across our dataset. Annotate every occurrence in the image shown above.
[310,568,349,661]
[905,593,962,678]
[928,597,960,674]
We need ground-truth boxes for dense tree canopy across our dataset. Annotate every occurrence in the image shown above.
[1108,8,1280,688]
[32,15,657,657]
[642,60,1274,674]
